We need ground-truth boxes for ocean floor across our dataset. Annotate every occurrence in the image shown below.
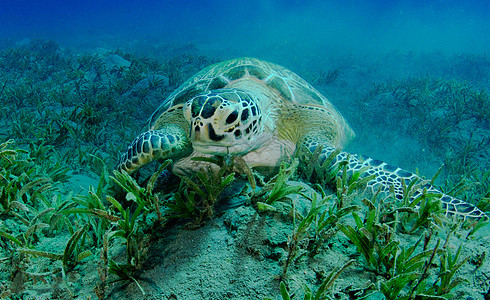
[0,39,489,299]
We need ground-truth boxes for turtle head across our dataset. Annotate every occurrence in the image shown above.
[184,89,264,155]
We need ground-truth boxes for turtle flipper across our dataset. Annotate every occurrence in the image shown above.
[355,155,489,221]
[298,139,489,221]
[117,127,192,174]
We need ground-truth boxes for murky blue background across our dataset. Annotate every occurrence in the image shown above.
[2,0,489,55]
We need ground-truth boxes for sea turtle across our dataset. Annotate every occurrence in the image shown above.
[117,57,488,221]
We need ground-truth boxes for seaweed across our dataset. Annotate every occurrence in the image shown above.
[280,195,325,280]
[255,159,303,212]
[305,184,360,254]
[275,259,354,300]
[172,155,236,224]
[337,207,398,277]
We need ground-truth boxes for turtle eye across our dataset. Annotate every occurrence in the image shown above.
[225,110,238,124]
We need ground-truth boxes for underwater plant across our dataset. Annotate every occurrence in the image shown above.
[389,177,446,234]
[337,206,398,277]
[58,163,167,295]
[254,159,303,212]
[178,156,235,223]
[274,260,354,300]
[280,196,325,280]
[0,139,96,295]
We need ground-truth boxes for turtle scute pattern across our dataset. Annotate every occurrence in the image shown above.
[149,58,346,130]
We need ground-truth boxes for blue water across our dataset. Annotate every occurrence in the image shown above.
[1,0,489,55]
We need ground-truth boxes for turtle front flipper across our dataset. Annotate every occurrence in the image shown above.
[298,137,489,222]
[117,126,192,174]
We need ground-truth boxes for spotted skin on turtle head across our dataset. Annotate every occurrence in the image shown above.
[183,89,262,152]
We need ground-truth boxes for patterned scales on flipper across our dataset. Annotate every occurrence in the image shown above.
[117,122,192,174]
[326,146,488,221]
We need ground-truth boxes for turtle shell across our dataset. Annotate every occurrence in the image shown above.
[149,57,352,142]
